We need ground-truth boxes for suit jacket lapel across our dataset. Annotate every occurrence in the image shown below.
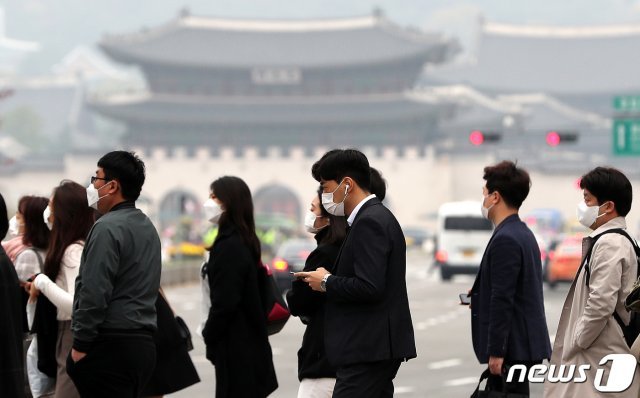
[333,197,381,275]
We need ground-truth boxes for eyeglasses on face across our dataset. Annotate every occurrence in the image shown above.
[90,176,110,184]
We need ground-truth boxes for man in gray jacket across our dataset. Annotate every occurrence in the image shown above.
[68,151,161,398]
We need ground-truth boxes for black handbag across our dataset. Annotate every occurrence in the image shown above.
[470,369,529,398]
[258,262,290,335]
[175,316,193,351]
[158,289,194,352]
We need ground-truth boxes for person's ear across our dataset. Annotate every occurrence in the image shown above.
[604,201,615,214]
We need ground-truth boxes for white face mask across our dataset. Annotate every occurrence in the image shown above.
[86,181,112,210]
[304,211,327,234]
[43,206,52,231]
[322,179,349,217]
[203,198,223,224]
[481,194,495,220]
[8,216,20,237]
[577,201,607,229]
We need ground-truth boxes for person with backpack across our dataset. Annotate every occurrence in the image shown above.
[545,167,640,398]
[201,176,278,398]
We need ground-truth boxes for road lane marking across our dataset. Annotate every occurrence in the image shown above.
[427,358,463,370]
[395,386,415,394]
[443,377,478,387]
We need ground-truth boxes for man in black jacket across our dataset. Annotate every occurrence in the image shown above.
[470,161,552,394]
[69,151,162,397]
[298,149,416,398]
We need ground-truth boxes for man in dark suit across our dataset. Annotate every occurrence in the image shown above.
[470,160,552,394]
[298,149,416,398]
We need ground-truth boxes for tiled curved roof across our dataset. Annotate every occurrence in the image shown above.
[99,14,456,68]
[429,21,640,94]
[89,92,442,124]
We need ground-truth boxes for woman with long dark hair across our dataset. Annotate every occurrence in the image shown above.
[14,196,50,282]
[30,181,95,398]
[13,195,53,397]
[201,176,278,398]
[286,188,347,398]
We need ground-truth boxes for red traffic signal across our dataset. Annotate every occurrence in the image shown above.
[469,130,484,146]
[546,131,560,147]
[546,131,578,146]
[469,130,501,146]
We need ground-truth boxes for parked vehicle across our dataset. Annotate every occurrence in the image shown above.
[270,238,316,294]
[435,201,493,281]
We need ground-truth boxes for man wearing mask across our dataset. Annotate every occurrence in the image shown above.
[545,167,640,398]
[470,160,551,394]
[296,149,416,397]
[68,151,161,397]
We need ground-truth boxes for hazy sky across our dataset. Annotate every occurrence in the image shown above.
[4,0,640,73]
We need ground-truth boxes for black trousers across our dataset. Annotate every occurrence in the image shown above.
[333,359,402,398]
[66,332,156,398]
[487,361,539,395]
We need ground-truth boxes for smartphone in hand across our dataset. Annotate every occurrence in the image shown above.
[459,293,471,305]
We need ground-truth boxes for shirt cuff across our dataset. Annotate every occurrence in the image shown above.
[33,273,49,290]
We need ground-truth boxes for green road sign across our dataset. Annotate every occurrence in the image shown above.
[614,96,640,112]
[613,119,640,155]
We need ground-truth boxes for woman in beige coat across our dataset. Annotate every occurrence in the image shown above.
[545,167,640,398]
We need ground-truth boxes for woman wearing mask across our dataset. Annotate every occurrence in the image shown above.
[14,196,50,283]
[29,181,95,398]
[201,176,278,398]
[286,189,347,398]
[14,196,52,397]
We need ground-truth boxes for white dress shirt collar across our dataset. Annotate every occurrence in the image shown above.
[347,194,377,226]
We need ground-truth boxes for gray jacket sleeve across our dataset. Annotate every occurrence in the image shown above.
[72,223,120,351]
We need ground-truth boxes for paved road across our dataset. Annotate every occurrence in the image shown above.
[163,249,569,397]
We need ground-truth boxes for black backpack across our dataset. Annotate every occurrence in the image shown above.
[583,228,640,347]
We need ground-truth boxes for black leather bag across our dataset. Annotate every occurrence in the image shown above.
[175,316,193,351]
[470,369,528,398]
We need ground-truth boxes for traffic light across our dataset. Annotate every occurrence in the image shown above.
[469,130,502,146]
[546,131,578,147]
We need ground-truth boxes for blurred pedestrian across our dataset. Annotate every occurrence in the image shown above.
[0,192,26,398]
[202,176,278,398]
[14,196,50,283]
[545,167,640,398]
[286,187,347,398]
[298,149,416,397]
[3,212,27,262]
[28,180,95,398]
[470,161,551,394]
[14,196,54,398]
[68,151,161,398]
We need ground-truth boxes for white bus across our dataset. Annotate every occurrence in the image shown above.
[435,201,493,281]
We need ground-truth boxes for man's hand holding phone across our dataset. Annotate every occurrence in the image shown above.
[459,292,471,306]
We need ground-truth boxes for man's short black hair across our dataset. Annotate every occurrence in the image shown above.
[483,160,531,209]
[97,151,146,201]
[580,166,632,216]
[312,149,371,191]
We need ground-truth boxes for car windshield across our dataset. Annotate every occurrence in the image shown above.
[277,240,316,259]
[444,216,492,231]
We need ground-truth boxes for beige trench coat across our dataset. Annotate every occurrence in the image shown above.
[545,217,640,398]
